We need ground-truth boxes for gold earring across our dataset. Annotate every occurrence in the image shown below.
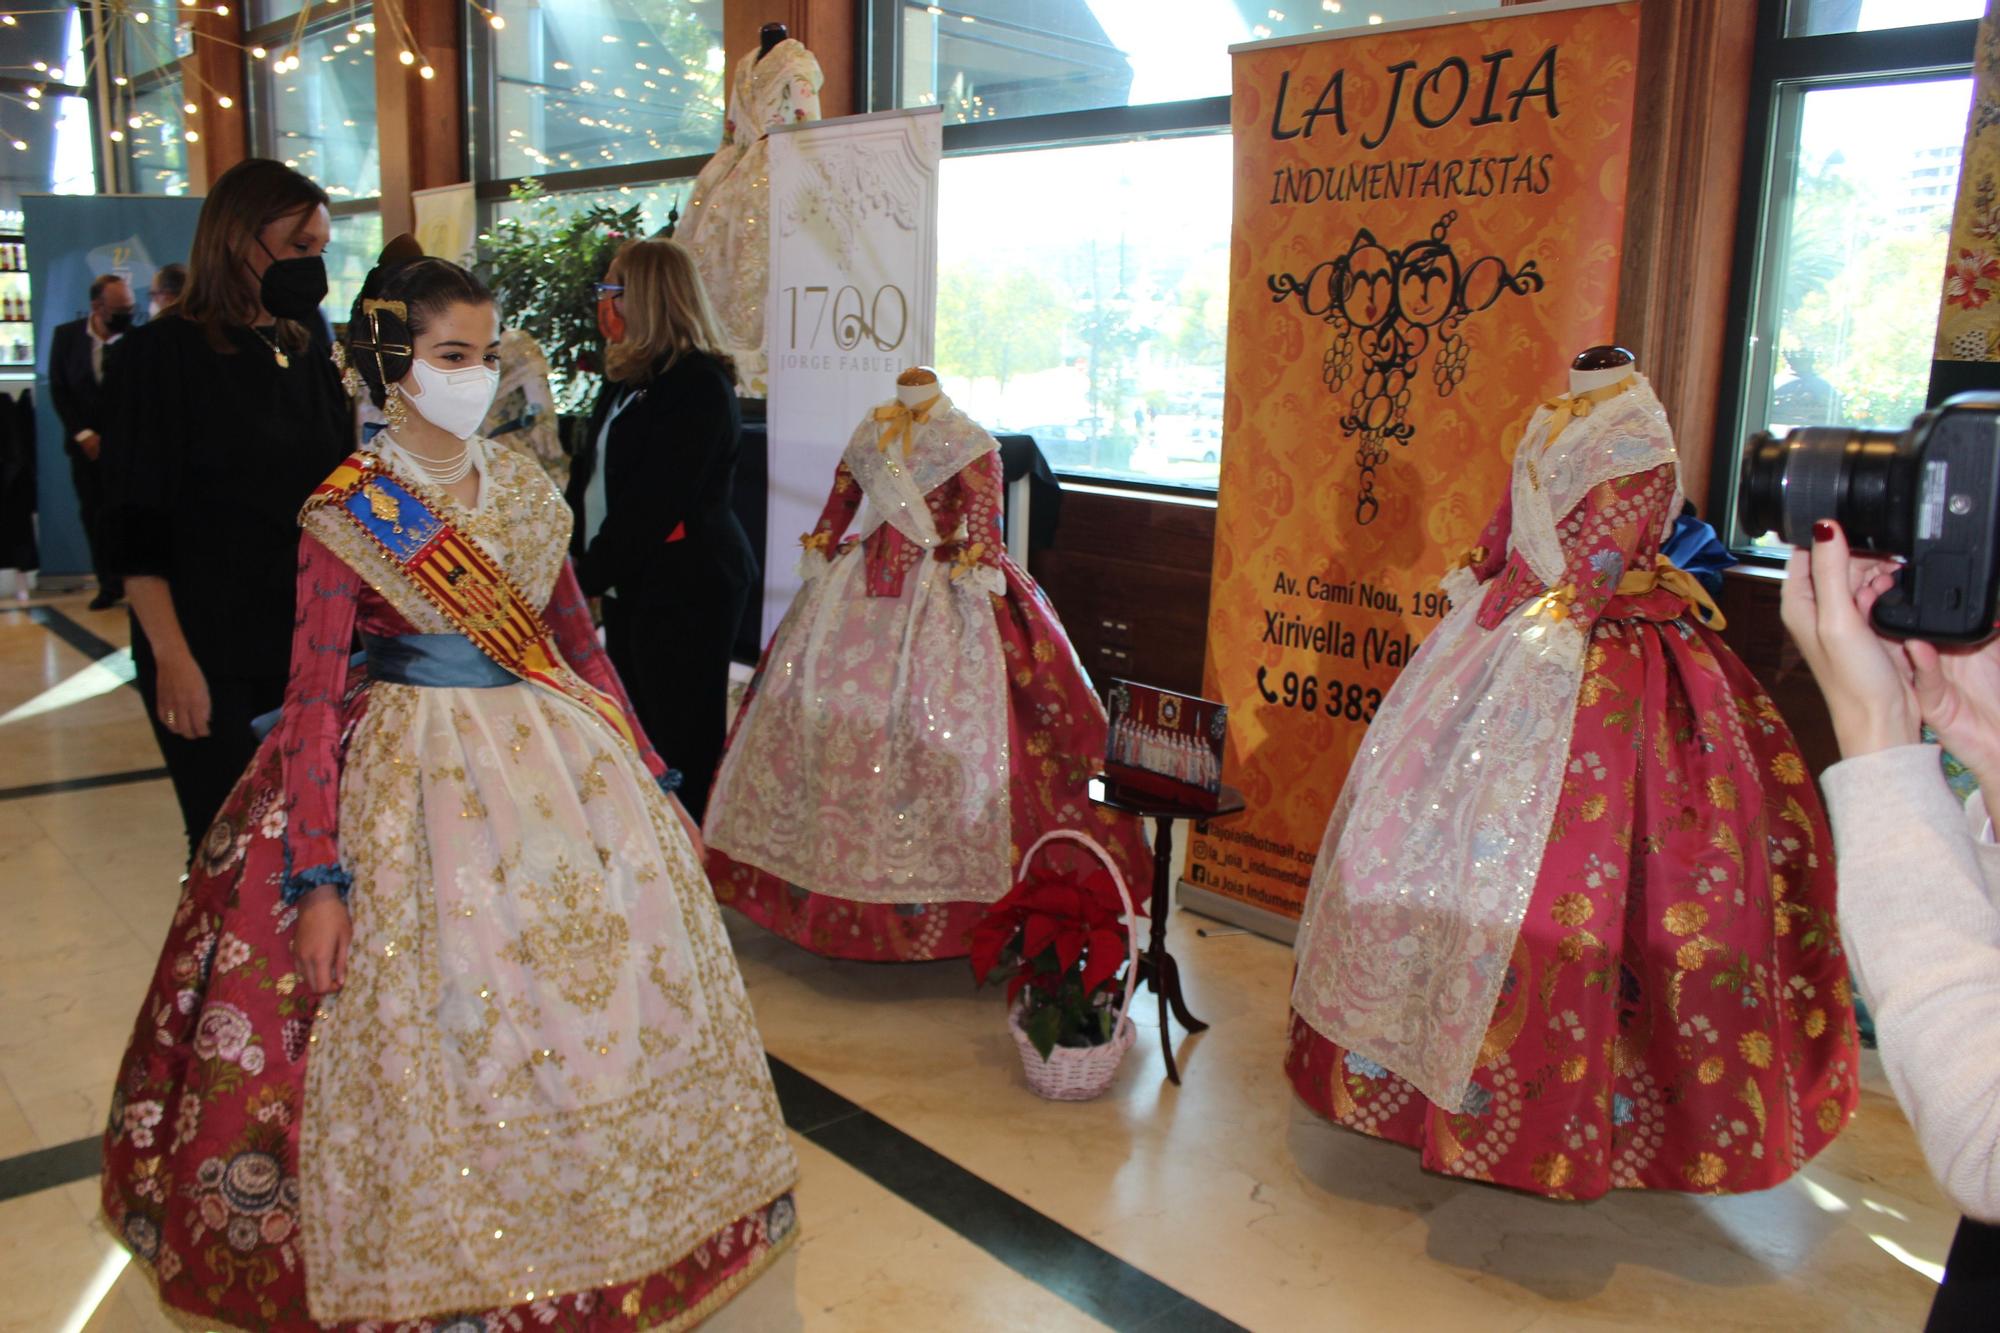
[385,383,410,431]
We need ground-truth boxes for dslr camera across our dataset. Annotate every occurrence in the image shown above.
[1742,391,2000,643]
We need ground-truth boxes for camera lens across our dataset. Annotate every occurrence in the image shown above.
[1738,425,1917,553]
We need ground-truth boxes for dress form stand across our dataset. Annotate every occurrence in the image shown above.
[1087,776,1247,1084]
[1570,343,1636,395]
[759,22,787,59]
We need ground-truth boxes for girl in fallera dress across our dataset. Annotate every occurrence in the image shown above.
[1287,362,1860,1200]
[100,251,797,1330]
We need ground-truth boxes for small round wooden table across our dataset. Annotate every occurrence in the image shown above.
[1087,776,1248,1085]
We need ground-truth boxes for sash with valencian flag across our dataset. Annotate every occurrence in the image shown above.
[302,452,642,752]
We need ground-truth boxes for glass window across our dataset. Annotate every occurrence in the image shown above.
[936,134,1229,488]
[485,0,726,180]
[1787,0,1984,38]
[116,76,191,197]
[328,210,383,318]
[251,0,307,24]
[101,0,193,195]
[486,179,694,239]
[1726,75,1973,553]
[898,0,1498,122]
[261,12,381,200]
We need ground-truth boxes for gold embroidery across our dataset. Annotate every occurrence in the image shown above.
[499,858,633,1014]
[365,482,404,533]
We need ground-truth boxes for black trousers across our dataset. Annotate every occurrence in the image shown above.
[132,623,284,860]
[68,452,120,597]
[1928,1218,2000,1330]
[603,579,747,825]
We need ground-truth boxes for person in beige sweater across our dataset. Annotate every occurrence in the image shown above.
[1782,518,2000,1328]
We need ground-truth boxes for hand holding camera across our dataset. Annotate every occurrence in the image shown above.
[1758,392,2000,789]
[1781,519,2000,820]
[1779,522,1919,759]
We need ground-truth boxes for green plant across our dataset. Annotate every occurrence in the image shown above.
[474,181,645,415]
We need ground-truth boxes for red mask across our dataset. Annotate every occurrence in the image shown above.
[596,292,626,344]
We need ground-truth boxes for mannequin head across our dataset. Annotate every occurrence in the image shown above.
[896,364,940,407]
[1569,344,1636,395]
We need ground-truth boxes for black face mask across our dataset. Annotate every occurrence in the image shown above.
[254,237,328,321]
[105,309,133,334]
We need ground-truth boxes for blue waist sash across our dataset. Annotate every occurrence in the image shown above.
[362,633,518,689]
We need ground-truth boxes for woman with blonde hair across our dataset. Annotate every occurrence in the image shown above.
[569,237,756,820]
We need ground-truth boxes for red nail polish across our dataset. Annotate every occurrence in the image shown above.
[1812,520,1834,543]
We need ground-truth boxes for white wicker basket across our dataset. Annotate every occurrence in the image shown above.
[1005,829,1140,1102]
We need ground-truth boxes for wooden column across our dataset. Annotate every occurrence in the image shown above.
[1610,0,1759,511]
[723,0,858,119]
[183,8,250,190]
[376,0,465,236]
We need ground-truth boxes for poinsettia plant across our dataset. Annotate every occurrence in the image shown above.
[970,858,1139,1060]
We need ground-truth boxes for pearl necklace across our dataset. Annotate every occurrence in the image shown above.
[383,432,480,488]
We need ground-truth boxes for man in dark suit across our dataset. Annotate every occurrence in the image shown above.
[48,273,134,609]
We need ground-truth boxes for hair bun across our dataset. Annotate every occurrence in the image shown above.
[378,233,423,267]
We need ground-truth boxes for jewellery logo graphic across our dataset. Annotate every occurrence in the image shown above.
[1269,211,1544,524]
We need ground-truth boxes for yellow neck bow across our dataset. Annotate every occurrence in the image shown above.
[873,393,944,459]
[1539,376,1634,450]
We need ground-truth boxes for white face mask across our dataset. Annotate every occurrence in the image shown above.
[403,357,500,441]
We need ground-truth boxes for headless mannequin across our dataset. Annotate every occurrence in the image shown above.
[1569,343,1637,395]
[897,364,940,408]
[759,22,787,59]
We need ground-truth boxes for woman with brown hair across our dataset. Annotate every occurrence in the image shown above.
[101,158,351,852]
[568,237,756,821]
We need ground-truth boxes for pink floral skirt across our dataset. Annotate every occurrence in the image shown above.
[711,561,1151,962]
[1287,609,1861,1199]
[100,675,796,1330]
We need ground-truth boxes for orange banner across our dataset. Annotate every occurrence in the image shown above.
[1189,1,1641,929]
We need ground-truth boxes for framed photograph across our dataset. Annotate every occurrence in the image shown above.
[1104,678,1228,811]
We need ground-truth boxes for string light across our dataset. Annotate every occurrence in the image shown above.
[398,49,415,65]
[217,95,233,109]
[419,64,435,79]
[250,46,267,59]
[0,15,15,26]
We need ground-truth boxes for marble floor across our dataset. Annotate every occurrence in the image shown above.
[0,591,1956,1331]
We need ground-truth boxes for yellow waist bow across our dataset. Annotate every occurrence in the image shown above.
[1618,555,1727,631]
